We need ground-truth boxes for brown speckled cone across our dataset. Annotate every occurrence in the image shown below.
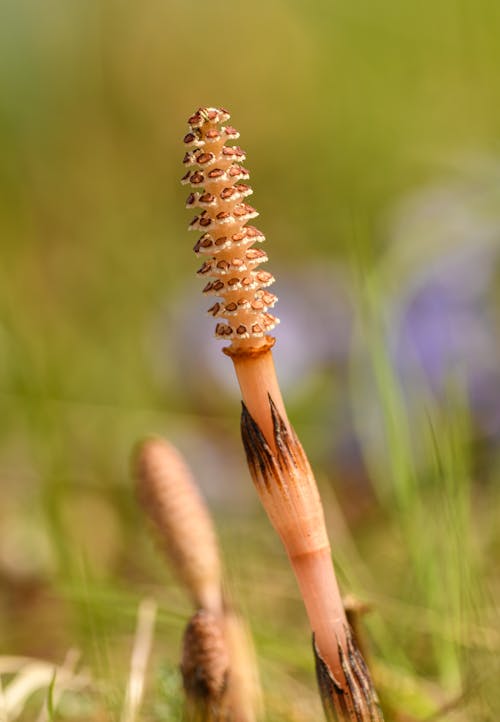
[182,106,279,351]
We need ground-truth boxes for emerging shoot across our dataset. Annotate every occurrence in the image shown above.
[183,107,384,721]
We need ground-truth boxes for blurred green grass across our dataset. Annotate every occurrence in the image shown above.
[1,0,500,719]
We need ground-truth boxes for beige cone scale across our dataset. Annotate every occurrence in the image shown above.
[182,106,279,348]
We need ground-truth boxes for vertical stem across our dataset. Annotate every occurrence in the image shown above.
[233,352,348,675]
[236,358,385,720]
[230,348,289,449]
[290,547,347,673]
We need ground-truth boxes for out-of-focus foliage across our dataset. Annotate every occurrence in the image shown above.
[1,0,500,719]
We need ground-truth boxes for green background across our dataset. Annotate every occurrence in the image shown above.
[1,1,499,720]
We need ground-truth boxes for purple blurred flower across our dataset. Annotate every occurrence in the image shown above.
[342,162,500,484]
[387,164,500,438]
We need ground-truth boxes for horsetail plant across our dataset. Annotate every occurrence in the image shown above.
[183,106,384,722]
[134,437,261,722]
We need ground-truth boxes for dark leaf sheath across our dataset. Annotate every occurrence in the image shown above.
[313,628,384,722]
[240,401,279,490]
